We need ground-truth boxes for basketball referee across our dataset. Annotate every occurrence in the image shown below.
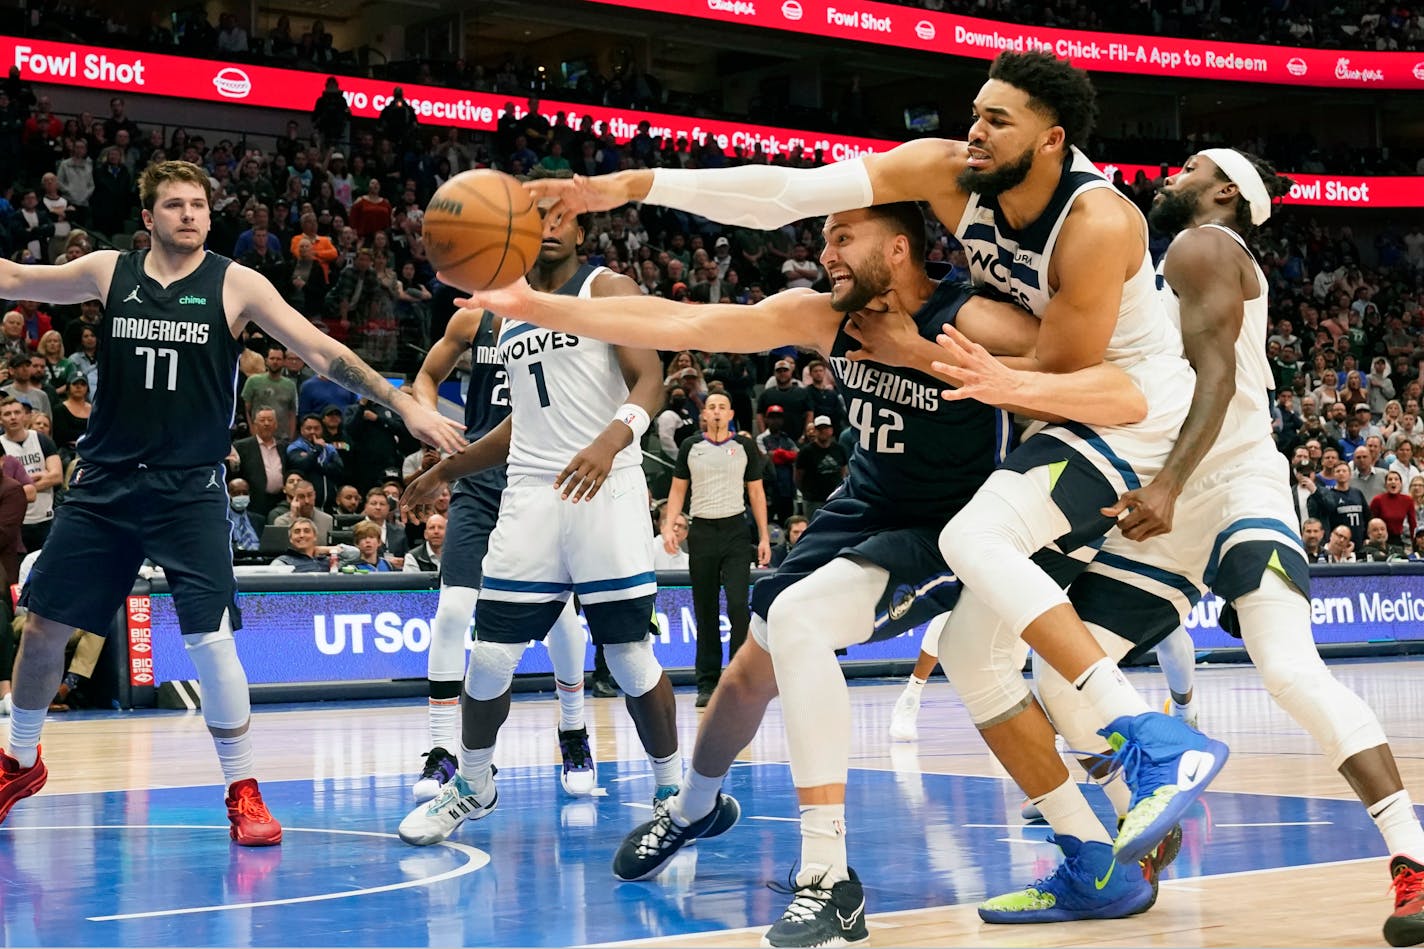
[663,392,770,707]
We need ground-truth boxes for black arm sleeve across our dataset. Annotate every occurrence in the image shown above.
[673,437,696,480]
[738,434,764,481]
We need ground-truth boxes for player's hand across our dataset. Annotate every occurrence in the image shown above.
[400,466,448,514]
[930,324,1022,405]
[662,526,681,556]
[524,174,633,229]
[1100,480,1181,542]
[556,430,622,503]
[842,289,920,367]
[756,538,771,567]
[448,276,536,317]
[399,403,467,455]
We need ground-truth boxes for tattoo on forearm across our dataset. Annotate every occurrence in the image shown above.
[329,355,398,408]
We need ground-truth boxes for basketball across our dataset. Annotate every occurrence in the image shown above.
[422,170,542,292]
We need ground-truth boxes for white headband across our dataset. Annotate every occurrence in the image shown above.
[1199,148,1271,226]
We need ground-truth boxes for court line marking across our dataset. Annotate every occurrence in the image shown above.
[0,824,488,922]
[1216,820,1332,827]
[584,856,1384,947]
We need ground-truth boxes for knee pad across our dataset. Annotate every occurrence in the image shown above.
[182,617,250,731]
[602,637,664,698]
[939,476,1072,636]
[463,640,527,701]
[1237,573,1385,770]
[764,558,885,658]
[935,590,1032,728]
[939,473,1054,571]
[429,584,478,682]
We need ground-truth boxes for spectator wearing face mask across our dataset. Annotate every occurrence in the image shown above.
[225,478,264,552]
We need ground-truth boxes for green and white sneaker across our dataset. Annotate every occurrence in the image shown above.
[397,769,497,846]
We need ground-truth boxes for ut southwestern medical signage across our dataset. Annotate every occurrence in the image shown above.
[134,570,1424,686]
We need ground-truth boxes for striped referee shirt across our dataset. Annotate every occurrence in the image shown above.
[675,432,764,520]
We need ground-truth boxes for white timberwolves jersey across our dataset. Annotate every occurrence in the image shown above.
[953,147,1184,370]
[1158,223,1274,460]
[498,265,643,478]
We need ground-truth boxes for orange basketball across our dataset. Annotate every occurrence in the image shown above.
[422,170,542,292]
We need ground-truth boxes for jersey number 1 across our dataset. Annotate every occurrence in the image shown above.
[528,362,551,408]
[135,346,179,391]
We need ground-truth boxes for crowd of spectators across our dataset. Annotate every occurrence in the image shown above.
[0,71,1417,595]
[10,3,1421,175]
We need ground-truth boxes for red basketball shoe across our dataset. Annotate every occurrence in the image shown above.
[1386,855,1424,947]
[225,778,283,846]
[0,745,46,823]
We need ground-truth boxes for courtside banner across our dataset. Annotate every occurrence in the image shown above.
[139,584,926,685]
[591,0,1424,90]
[4,36,1420,208]
[135,572,1424,686]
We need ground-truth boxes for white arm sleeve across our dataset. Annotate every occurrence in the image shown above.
[642,160,876,229]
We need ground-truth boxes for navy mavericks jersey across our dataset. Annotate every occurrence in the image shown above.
[827,280,1012,521]
[454,308,512,498]
[80,250,244,468]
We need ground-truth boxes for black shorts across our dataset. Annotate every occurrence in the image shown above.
[440,481,502,589]
[750,485,960,644]
[22,461,241,635]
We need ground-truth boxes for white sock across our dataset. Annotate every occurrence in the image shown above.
[1074,657,1150,725]
[651,750,682,789]
[214,734,255,785]
[0,693,12,716]
[1033,777,1112,845]
[1093,770,1132,822]
[904,675,926,695]
[1369,790,1424,861]
[7,704,45,769]
[427,698,459,751]
[459,743,495,799]
[555,678,585,732]
[670,766,725,827]
[799,804,849,885]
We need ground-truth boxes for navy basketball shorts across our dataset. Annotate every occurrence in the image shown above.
[751,487,961,645]
[23,461,241,636]
[440,484,502,590]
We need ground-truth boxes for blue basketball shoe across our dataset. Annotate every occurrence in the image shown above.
[978,834,1154,923]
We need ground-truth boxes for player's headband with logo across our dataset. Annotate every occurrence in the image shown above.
[1198,148,1271,226]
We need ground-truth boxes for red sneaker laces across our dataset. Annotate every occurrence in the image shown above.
[1393,864,1424,909]
[232,786,273,822]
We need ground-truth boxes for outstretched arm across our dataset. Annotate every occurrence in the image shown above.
[449,278,839,356]
[0,251,117,305]
[402,416,511,513]
[228,264,465,453]
[930,324,1147,426]
[526,138,968,231]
